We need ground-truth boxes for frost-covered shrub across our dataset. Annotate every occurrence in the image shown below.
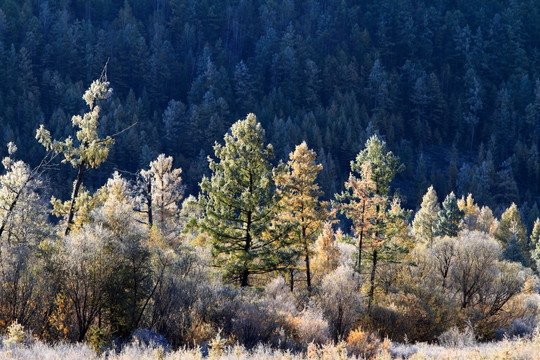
[264,276,297,316]
[132,329,168,348]
[320,265,364,341]
[438,325,475,347]
[289,307,330,346]
[5,320,25,346]
[232,300,279,348]
[495,315,539,340]
[346,327,389,359]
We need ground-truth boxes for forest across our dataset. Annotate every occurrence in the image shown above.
[0,0,539,359]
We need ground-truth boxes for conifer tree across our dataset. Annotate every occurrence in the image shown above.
[335,162,381,273]
[495,203,529,266]
[273,142,329,292]
[36,73,114,235]
[531,218,540,271]
[198,113,280,287]
[136,154,184,239]
[343,135,404,309]
[457,193,481,231]
[433,192,464,238]
[531,218,540,251]
[412,185,440,244]
[312,222,341,280]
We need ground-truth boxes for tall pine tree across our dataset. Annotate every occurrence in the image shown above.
[273,142,330,292]
[198,114,281,287]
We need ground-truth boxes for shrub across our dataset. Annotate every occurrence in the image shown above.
[437,325,475,347]
[208,331,227,359]
[5,320,25,346]
[289,307,330,347]
[86,326,111,354]
[320,265,364,341]
[131,328,168,348]
[232,301,279,348]
[346,327,390,359]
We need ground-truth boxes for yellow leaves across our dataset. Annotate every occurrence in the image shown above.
[51,187,102,234]
[346,327,392,360]
[48,293,71,341]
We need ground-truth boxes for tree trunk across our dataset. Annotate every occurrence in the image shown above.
[368,248,378,311]
[146,180,153,227]
[304,226,312,293]
[357,201,366,273]
[289,268,294,292]
[65,164,84,236]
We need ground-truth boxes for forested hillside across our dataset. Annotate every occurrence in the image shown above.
[0,0,538,221]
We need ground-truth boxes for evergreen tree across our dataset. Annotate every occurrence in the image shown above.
[433,192,464,238]
[531,218,540,271]
[136,154,184,239]
[457,193,481,231]
[197,114,281,287]
[463,67,483,151]
[273,142,329,292]
[495,203,529,266]
[334,162,381,273]
[347,135,404,309]
[412,185,440,244]
[531,218,540,250]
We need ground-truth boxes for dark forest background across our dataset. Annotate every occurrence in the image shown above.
[0,0,539,229]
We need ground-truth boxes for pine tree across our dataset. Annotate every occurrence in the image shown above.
[36,74,114,235]
[433,192,464,238]
[273,142,330,292]
[335,162,381,273]
[347,135,404,309]
[198,114,280,287]
[412,185,440,244]
[463,67,483,151]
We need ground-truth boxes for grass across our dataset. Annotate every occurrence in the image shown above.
[0,329,539,359]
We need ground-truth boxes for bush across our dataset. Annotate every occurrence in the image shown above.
[437,325,475,347]
[232,301,279,348]
[5,320,25,346]
[288,307,330,347]
[131,328,168,348]
[320,266,364,341]
[346,327,390,359]
[86,326,111,354]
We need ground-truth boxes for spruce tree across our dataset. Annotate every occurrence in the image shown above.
[198,113,281,287]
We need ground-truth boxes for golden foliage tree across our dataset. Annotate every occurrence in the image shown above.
[273,142,330,292]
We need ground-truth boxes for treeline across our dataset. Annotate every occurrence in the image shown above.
[0,0,538,222]
[0,79,539,353]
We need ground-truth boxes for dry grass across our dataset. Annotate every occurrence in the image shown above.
[0,329,538,360]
